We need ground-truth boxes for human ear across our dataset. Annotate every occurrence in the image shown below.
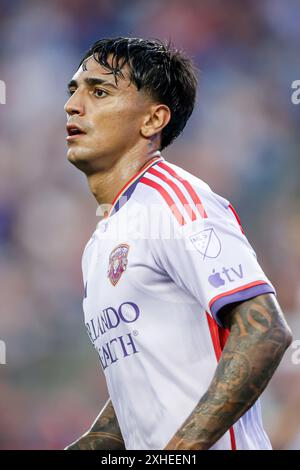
[140,104,171,139]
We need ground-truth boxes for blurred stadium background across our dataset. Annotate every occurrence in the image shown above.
[0,0,299,450]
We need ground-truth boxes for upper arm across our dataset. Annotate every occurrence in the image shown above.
[219,293,292,348]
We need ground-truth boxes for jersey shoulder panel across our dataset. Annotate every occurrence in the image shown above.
[132,160,233,231]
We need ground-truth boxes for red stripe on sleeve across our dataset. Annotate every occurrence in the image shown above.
[228,203,244,234]
[208,280,267,311]
[158,162,207,219]
[140,176,186,226]
[148,167,197,222]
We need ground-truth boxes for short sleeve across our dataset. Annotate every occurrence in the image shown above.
[153,189,275,328]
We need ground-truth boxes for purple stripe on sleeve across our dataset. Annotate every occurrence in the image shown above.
[211,283,276,327]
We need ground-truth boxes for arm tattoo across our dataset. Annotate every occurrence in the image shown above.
[65,399,126,450]
[165,294,292,450]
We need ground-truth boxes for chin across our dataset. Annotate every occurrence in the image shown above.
[67,146,110,174]
[67,147,95,172]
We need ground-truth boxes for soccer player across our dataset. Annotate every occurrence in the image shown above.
[64,37,292,450]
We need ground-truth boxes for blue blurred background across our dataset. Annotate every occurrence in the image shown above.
[0,0,300,449]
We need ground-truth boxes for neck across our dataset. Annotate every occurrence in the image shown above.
[86,146,161,207]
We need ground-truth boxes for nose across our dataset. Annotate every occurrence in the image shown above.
[64,90,84,116]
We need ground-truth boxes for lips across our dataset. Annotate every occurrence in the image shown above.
[66,123,86,139]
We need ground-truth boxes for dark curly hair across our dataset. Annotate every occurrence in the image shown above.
[79,37,198,150]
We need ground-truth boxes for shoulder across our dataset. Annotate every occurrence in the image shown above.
[133,159,234,228]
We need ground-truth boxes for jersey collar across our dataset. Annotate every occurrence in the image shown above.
[107,152,164,218]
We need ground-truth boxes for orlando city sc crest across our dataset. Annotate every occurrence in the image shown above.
[107,244,129,286]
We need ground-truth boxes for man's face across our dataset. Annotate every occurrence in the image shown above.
[64,56,154,172]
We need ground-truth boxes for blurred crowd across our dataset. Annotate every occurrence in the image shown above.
[0,0,299,449]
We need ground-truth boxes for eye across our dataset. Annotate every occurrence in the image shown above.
[93,88,108,98]
[67,88,76,97]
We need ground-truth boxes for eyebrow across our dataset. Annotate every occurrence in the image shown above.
[67,77,118,90]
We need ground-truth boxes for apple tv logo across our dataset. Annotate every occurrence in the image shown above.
[208,264,244,288]
[208,270,226,288]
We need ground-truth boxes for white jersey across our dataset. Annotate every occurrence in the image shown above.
[82,153,274,450]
